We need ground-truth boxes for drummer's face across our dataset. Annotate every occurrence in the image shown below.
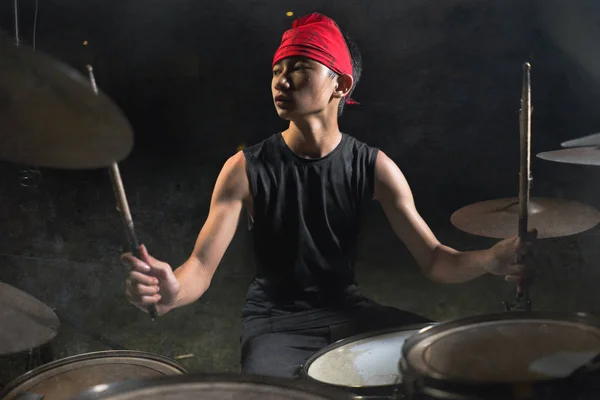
[271,57,339,119]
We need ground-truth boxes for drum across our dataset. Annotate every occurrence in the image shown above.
[400,312,600,400]
[0,350,187,400]
[303,323,435,399]
[73,373,352,400]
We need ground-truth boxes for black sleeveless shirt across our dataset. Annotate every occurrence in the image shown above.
[242,132,379,317]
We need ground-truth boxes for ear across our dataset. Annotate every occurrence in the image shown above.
[332,74,354,99]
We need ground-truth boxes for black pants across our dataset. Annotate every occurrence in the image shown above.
[240,304,431,379]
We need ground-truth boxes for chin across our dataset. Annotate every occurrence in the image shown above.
[275,107,295,120]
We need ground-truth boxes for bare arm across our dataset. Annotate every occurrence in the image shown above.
[123,151,251,315]
[374,151,512,284]
[172,151,250,306]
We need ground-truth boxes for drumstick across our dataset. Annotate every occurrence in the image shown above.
[86,65,158,321]
[516,62,532,310]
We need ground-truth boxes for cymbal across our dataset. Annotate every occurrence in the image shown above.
[0,31,133,169]
[536,147,600,166]
[0,281,59,355]
[450,197,600,239]
[561,133,600,148]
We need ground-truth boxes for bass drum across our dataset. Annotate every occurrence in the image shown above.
[400,312,600,400]
[303,323,436,399]
[0,350,187,400]
[73,373,352,400]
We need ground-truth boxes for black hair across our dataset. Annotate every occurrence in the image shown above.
[328,31,363,117]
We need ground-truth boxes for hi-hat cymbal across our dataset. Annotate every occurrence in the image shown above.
[450,197,600,239]
[0,282,59,355]
[536,147,600,166]
[561,133,600,148]
[0,31,133,169]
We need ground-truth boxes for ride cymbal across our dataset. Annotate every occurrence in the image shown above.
[0,31,133,169]
[0,282,59,355]
[450,197,600,239]
[537,147,600,167]
[561,133,600,148]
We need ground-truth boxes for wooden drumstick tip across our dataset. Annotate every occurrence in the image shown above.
[86,64,93,72]
[523,62,531,70]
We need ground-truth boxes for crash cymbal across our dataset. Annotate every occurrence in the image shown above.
[536,147,600,166]
[0,282,59,355]
[0,31,133,169]
[561,133,600,148]
[450,197,600,239]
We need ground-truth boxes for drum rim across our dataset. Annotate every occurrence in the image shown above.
[399,311,600,396]
[72,372,353,400]
[301,322,435,394]
[0,349,188,397]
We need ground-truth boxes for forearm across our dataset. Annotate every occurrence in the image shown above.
[172,257,212,308]
[425,244,497,284]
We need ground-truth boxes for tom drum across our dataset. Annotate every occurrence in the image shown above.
[0,350,187,400]
[303,323,435,399]
[400,312,600,399]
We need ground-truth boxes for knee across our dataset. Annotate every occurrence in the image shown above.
[241,336,298,379]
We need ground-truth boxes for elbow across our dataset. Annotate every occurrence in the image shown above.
[421,250,446,283]
[421,245,462,284]
[422,265,451,283]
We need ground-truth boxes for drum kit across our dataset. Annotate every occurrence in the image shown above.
[2,4,600,399]
[302,64,600,399]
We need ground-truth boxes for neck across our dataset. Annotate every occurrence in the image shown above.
[282,112,342,159]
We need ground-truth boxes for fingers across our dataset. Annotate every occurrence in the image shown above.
[125,274,162,307]
[508,263,525,273]
[127,282,159,297]
[517,229,538,247]
[504,261,534,284]
[126,276,159,295]
[504,274,521,283]
[139,244,163,268]
[139,244,153,264]
[129,271,158,286]
[127,293,162,308]
[121,252,150,273]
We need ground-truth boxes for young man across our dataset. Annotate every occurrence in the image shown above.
[122,13,533,378]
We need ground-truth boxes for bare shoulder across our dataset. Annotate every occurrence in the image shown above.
[222,150,247,176]
[374,150,412,202]
[214,151,250,202]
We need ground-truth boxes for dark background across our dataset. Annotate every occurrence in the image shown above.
[1,0,600,382]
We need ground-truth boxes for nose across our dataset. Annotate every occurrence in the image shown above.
[273,72,290,91]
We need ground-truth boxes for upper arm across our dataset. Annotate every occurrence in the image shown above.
[188,151,250,280]
[374,151,440,272]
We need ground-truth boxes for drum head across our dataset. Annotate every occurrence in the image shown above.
[305,324,434,388]
[73,373,351,400]
[0,350,186,400]
[403,312,600,384]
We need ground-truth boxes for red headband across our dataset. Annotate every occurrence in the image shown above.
[273,13,358,105]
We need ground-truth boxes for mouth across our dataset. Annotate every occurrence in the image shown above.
[274,98,293,109]
[274,95,292,103]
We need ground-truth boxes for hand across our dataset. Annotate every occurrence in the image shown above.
[486,229,538,284]
[121,244,181,316]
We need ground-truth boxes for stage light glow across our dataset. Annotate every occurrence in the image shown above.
[286,11,294,17]
[83,40,88,46]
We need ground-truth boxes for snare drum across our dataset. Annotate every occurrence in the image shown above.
[303,323,435,399]
[73,373,351,400]
[400,312,600,400]
[0,350,187,400]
